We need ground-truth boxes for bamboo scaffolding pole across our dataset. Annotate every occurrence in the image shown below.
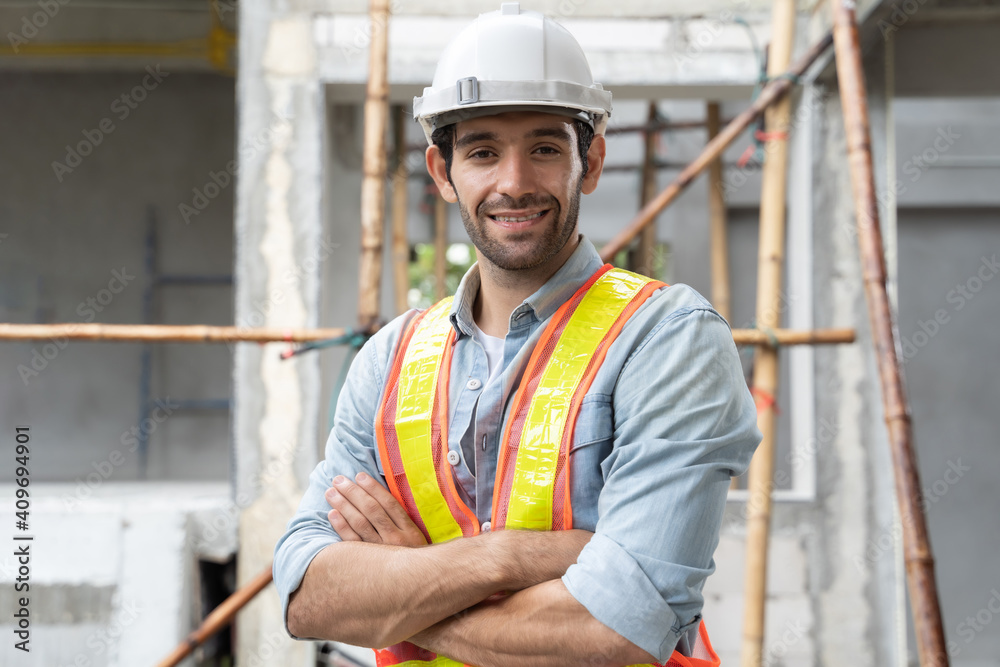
[706,102,732,323]
[434,194,448,301]
[156,565,273,667]
[634,102,659,277]
[0,323,853,346]
[599,30,834,262]
[391,105,411,315]
[741,1,796,665]
[831,1,949,664]
[0,323,368,343]
[357,0,391,329]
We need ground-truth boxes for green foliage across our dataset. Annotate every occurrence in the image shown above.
[408,243,477,309]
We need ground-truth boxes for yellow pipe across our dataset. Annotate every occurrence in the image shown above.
[0,0,235,73]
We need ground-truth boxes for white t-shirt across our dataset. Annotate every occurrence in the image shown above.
[472,323,505,388]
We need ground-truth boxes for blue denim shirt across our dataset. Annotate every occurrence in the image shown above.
[273,236,761,661]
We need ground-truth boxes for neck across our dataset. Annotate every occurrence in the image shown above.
[472,235,580,338]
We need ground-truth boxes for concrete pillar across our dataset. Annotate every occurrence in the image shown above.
[233,2,323,665]
[809,35,900,665]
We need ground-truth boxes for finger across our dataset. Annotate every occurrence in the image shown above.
[354,472,416,529]
[334,475,399,538]
[355,473,427,545]
[327,508,362,542]
[327,484,382,543]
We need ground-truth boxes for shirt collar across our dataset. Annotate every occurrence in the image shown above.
[449,235,605,337]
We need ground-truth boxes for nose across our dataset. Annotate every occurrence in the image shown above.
[494,150,537,201]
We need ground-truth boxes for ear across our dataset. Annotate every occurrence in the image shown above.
[580,133,606,195]
[426,145,458,203]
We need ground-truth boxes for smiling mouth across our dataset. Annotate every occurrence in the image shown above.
[488,210,548,223]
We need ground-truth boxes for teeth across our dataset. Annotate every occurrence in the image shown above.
[493,211,544,222]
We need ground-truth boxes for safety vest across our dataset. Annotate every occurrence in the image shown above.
[373,264,720,667]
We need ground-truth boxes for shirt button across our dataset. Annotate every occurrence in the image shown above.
[480,521,491,533]
[447,450,460,466]
[466,378,482,391]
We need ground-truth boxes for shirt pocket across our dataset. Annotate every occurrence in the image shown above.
[570,393,614,452]
[568,394,613,529]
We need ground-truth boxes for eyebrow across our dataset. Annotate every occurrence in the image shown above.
[454,126,574,151]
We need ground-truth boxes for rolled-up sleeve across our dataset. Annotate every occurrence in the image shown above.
[272,318,403,636]
[562,303,761,661]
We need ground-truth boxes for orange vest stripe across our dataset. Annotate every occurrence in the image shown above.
[489,264,608,529]
[493,266,664,531]
[375,298,478,545]
[375,308,433,541]
[556,275,664,529]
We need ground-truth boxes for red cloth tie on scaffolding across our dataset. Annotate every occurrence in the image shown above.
[751,386,781,415]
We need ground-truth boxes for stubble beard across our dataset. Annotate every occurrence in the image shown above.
[456,183,583,272]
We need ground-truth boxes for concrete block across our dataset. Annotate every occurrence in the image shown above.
[11,503,122,586]
[115,508,191,665]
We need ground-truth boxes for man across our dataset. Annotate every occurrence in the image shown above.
[274,4,760,666]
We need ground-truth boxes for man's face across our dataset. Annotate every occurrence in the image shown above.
[427,111,605,274]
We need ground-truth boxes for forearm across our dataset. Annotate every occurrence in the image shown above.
[411,579,656,667]
[288,534,501,647]
[287,529,588,648]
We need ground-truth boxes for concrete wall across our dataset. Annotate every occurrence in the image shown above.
[0,70,235,483]
[894,93,1000,664]
[0,69,237,665]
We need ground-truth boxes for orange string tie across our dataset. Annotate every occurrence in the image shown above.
[282,330,296,359]
[754,129,789,142]
[736,143,758,168]
[751,387,781,415]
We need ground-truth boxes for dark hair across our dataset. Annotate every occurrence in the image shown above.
[431,117,595,186]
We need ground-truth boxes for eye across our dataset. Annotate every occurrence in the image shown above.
[534,145,561,155]
[468,148,495,159]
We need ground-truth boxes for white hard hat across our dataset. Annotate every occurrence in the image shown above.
[412,2,613,145]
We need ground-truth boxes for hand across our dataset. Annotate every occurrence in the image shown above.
[325,472,427,547]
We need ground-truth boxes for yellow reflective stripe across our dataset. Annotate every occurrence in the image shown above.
[394,298,463,544]
[392,657,466,667]
[505,269,652,530]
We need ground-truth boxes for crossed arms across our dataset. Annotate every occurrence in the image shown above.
[278,302,761,666]
[286,471,656,667]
